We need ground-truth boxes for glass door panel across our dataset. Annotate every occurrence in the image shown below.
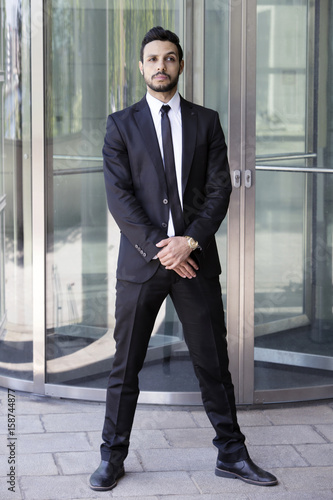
[45,0,193,393]
[204,2,229,299]
[254,0,333,394]
[0,0,33,381]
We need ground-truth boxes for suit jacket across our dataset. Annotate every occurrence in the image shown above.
[103,95,232,283]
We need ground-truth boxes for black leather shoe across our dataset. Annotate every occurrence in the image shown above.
[89,460,125,491]
[215,457,278,486]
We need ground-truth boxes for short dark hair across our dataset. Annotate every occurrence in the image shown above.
[140,26,183,62]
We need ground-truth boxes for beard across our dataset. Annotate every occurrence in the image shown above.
[144,71,180,93]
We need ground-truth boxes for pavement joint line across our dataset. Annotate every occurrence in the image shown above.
[190,410,206,428]
[53,451,65,476]
[188,470,203,495]
[161,428,173,448]
[40,413,47,432]
[134,449,146,472]
[188,409,201,428]
[290,443,312,467]
[85,430,96,449]
[312,424,331,444]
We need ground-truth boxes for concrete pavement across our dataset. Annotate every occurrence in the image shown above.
[0,387,333,499]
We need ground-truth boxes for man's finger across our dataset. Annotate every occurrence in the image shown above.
[156,238,170,248]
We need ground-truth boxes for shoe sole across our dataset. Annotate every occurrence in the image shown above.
[215,467,278,487]
[89,468,125,491]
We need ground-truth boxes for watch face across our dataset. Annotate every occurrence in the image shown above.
[185,236,198,249]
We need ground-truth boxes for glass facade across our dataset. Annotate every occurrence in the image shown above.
[255,0,333,393]
[44,0,192,390]
[0,0,32,381]
[0,0,332,404]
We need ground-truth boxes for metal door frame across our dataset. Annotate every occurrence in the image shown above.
[227,0,257,404]
[0,0,6,335]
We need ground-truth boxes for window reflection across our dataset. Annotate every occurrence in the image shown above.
[256,0,307,156]
[255,0,333,391]
[0,0,32,380]
[45,0,192,389]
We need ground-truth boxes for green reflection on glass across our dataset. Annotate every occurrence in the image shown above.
[46,0,185,388]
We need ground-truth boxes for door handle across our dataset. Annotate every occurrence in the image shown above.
[233,169,252,188]
[233,170,241,188]
[245,169,252,188]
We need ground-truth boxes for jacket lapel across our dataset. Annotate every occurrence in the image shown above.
[133,95,197,196]
[133,97,166,182]
[180,97,197,195]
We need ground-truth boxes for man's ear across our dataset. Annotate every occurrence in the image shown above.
[179,59,184,75]
[139,61,143,75]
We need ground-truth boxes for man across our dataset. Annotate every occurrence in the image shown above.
[90,26,278,491]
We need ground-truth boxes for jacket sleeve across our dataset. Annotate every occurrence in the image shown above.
[103,114,166,261]
[183,111,232,250]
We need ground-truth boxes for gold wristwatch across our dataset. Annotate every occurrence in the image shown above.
[184,236,199,251]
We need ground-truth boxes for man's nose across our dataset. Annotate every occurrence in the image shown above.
[157,59,166,71]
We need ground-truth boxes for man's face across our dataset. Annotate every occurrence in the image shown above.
[139,40,184,96]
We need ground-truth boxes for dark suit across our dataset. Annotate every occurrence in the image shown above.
[101,95,248,467]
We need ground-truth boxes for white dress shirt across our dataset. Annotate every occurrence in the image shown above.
[146,91,183,237]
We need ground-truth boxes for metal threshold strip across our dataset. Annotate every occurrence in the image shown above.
[254,347,333,371]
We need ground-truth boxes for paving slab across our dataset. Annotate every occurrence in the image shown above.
[88,428,171,453]
[0,480,23,500]
[314,424,333,442]
[0,414,44,435]
[111,471,199,497]
[17,431,92,454]
[191,409,274,429]
[56,450,143,475]
[20,474,108,500]
[189,411,211,428]
[132,409,197,430]
[295,443,333,466]
[137,447,216,471]
[163,428,214,448]
[13,394,105,415]
[246,444,307,468]
[276,466,333,492]
[16,452,58,476]
[244,424,326,445]
[42,412,104,433]
[243,491,333,500]
[263,405,333,425]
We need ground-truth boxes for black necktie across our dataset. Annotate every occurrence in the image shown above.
[161,104,184,236]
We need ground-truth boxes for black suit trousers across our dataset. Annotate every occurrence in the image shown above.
[101,265,248,465]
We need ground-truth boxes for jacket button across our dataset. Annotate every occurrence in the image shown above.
[162,222,167,228]
[163,198,168,204]
[135,244,139,249]
[143,252,147,257]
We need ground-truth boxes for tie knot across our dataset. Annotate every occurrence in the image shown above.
[161,104,171,115]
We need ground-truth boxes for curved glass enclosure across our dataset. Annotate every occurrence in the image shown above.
[0,0,332,405]
[0,0,33,384]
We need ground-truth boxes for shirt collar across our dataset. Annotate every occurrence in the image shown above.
[146,91,181,116]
